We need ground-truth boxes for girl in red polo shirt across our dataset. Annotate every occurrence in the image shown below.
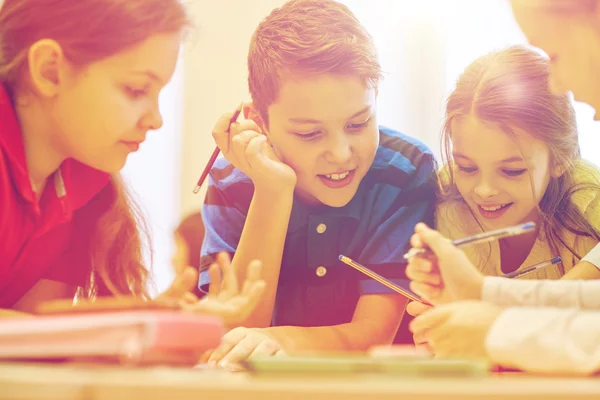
[0,0,264,322]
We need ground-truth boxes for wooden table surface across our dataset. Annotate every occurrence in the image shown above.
[1,362,599,400]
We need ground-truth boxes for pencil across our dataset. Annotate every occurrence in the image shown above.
[193,103,244,194]
[338,255,429,304]
[503,257,562,279]
[403,221,536,260]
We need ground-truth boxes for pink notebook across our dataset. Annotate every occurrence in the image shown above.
[0,311,224,366]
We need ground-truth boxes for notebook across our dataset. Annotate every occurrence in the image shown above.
[0,311,223,366]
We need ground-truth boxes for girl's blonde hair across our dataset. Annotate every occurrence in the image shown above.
[441,45,600,261]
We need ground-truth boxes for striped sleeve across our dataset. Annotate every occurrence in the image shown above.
[358,136,438,295]
[198,161,252,292]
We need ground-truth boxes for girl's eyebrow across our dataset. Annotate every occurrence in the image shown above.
[500,156,529,163]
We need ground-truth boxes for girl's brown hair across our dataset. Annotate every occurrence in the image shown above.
[441,45,600,261]
[0,0,189,299]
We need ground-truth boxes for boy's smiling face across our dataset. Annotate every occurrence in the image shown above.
[265,73,379,208]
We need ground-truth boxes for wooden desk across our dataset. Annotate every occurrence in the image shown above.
[0,363,599,400]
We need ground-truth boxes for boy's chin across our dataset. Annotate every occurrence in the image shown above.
[315,190,357,208]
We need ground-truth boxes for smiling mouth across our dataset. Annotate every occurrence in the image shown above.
[322,171,351,181]
[478,203,513,212]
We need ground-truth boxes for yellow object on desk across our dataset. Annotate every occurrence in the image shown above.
[244,355,489,376]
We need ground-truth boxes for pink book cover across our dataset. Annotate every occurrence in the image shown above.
[0,311,224,365]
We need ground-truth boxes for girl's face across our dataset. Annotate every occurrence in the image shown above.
[41,33,181,173]
[511,0,600,119]
[451,114,559,231]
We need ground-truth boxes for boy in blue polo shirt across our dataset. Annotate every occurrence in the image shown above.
[200,0,437,367]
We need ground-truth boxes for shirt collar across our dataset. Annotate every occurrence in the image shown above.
[287,180,367,233]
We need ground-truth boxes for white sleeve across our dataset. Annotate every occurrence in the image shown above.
[581,242,600,269]
[485,308,600,375]
[482,277,600,309]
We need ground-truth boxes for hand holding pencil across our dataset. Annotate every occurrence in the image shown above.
[196,103,297,195]
[405,223,492,305]
[404,222,560,306]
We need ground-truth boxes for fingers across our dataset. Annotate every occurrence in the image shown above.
[406,265,441,286]
[407,255,434,274]
[217,252,238,294]
[245,134,270,167]
[207,263,222,299]
[247,339,282,359]
[235,280,266,323]
[211,112,238,153]
[414,223,455,258]
[178,292,199,307]
[241,260,263,294]
[409,281,443,303]
[412,331,428,346]
[219,336,282,371]
[406,301,432,317]
[217,340,256,369]
[229,130,263,172]
[246,259,263,280]
[410,232,425,248]
[409,307,451,337]
[230,119,262,136]
[207,327,249,365]
[198,349,213,364]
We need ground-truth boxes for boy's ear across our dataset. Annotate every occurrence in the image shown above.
[243,103,267,132]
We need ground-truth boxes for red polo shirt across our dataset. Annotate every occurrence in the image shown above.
[0,85,111,307]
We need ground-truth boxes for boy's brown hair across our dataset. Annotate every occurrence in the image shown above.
[248,0,382,125]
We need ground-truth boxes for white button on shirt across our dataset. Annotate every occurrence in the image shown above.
[316,223,327,234]
[316,266,327,277]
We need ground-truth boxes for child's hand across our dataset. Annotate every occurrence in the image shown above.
[212,112,297,193]
[181,253,266,328]
[409,301,503,360]
[406,301,433,348]
[406,223,484,304]
[203,327,285,371]
[155,267,199,304]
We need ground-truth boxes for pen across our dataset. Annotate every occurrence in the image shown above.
[192,102,244,194]
[502,257,562,279]
[403,221,536,260]
[338,255,430,304]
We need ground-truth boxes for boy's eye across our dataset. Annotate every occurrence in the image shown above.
[503,169,527,177]
[292,131,322,140]
[456,165,477,174]
[346,118,371,131]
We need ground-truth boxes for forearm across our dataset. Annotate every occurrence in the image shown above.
[486,308,600,375]
[264,320,397,353]
[482,276,600,309]
[264,294,406,352]
[232,188,294,327]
